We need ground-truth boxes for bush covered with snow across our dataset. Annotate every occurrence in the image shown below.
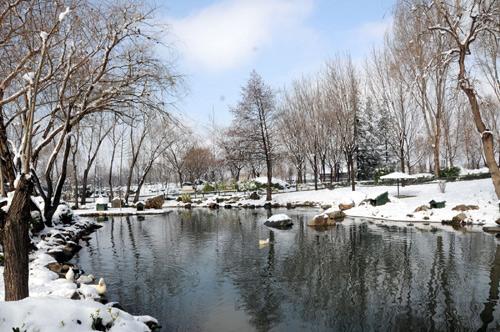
[52,204,74,225]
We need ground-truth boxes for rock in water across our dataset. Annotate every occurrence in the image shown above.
[249,192,260,200]
[264,214,293,229]
[145,195,165,209]
[338,201,355,211]
[308,209,346,227]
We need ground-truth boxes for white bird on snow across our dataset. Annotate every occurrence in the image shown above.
[95,278,107,296]
[77,274,95,284]
[65,267,75,281]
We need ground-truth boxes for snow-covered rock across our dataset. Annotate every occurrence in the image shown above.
[264,214,293,229]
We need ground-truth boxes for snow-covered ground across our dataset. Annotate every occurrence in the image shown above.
[166,178,499,226]
[74,207,171,217]
[0,218,157,331]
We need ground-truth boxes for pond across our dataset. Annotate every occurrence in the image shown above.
[73,209,500,331]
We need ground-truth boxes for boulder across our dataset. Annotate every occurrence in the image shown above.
[249,192,260,200]
[414,205,429,213]
[264,214,293,229]
[184,203,192,209]
[263,202,272,210]
[207,202,219,209]
[308,210,346,227]
[286,202,295,209]
[111,197,123,208]
[452,204,479,211]
[496,218,500,226]
[325,210,346,221]
[307,214,333,227]
[145,195,165,209]
[321,204,332,210]
[224,204,232,209]
[339,201,355,211]
[443,212,468,226]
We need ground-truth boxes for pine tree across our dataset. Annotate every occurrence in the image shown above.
[357,98,384,180]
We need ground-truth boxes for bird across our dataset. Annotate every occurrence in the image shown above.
[77,274,95,284]
[65,267,75,282]
[258,238,270,248]
[95,278,107,296]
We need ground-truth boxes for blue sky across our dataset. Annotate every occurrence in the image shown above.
[159,0,394,133]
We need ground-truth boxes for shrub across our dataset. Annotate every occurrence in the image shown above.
[180,194,192,203]
[202,183,215,193]
[439,167,460,179]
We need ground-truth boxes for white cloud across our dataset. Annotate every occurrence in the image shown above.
[354,17,393,42]
[169,0,314,71]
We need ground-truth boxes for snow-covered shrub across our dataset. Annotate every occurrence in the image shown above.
[52,204,74,225]
[29,210,45,233]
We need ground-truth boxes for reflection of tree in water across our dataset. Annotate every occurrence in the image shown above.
[478,244,500,331]
[77,211,500,331]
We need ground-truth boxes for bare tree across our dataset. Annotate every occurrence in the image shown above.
[427,0,500,197]
[323,56,359,190]
[231,70,277,200]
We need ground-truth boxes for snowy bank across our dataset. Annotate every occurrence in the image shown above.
[165,178,500,227]
[0,297,157,332]
[0,216,158,331]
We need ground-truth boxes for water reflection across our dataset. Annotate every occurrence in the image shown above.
[73,209,500,331]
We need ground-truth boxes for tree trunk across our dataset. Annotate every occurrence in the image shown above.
[458,49,500,198]
[266,158,272,201]
[177,171,183,186]
[108,147,116,199]
[348,153,355,191]
[433,132,441,177]
[80,169,89,206]
[3,176,32,301]
[72,150,79,209]
[313,154,318,191]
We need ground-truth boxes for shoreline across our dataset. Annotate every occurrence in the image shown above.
[0,216,159,331]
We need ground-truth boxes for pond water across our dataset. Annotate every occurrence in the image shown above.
[73,209,500,331]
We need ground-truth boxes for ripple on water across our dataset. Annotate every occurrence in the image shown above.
[73,210,500,331]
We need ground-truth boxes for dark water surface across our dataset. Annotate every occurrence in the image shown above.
[73,209,500,331]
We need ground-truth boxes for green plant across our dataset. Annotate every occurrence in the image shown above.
[439,166,460,179]
[202,183,215,192]
[180,193,192,203]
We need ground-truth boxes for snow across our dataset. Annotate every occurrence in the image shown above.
[460,167,489,176]
[267,214,291,222]
[59,7,70,22]
[39,31,48,42]
[95,196,109,205]
[250,177,290,188]
[0,298,154,332]
[0,217,157,331]
[380,172,415,180]
[22,72,35,85]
